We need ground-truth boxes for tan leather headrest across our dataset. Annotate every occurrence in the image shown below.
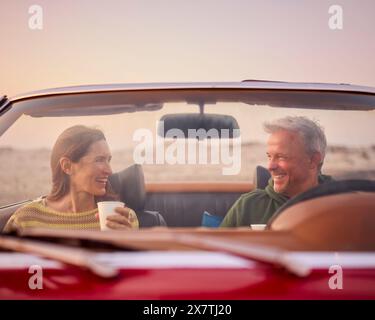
[270,192,375,251]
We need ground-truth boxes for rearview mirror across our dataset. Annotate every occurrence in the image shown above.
[158,114,240,139]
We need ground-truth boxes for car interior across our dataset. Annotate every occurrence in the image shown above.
[0,83,374,247]
[0,163,271,231]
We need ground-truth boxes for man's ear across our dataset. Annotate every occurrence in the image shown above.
[59,157,73,175]
[310,152,322,170]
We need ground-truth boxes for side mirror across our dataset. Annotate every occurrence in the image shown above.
[158,114,240,139]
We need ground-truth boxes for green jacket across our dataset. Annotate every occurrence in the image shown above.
[220,175,332,227]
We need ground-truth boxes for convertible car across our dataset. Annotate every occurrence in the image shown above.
[0,81,374,299]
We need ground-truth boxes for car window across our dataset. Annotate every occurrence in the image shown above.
[0,102,374,207]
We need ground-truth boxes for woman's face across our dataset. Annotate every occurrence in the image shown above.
[69,140,113,196]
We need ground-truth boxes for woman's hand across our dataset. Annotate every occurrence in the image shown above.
[96,206,139,230]
[106,206,134,230]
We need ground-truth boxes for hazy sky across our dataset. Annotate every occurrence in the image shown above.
[0,0,374,148]
[1,0,375,95]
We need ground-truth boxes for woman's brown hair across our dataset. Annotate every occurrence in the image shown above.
[47,125,118,202]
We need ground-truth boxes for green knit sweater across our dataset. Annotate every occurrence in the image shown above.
[3,198,139,233]
[220,175,332,227]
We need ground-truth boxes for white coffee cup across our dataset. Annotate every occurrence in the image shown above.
[97,201,125,231]
[250,224,267,231]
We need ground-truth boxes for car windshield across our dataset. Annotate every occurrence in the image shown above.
[1,96,374,207]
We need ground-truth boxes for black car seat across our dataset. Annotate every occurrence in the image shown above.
[253,165,271,190]
[108,164,167,227]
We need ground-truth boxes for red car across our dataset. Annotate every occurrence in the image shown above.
[0,80,374,300]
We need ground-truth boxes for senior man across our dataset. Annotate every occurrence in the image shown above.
[220,116,332,227]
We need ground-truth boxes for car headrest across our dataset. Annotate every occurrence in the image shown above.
[108,164,146,213]
[268,191,375,251]
[253,165,271,190]
[268,179,375,227]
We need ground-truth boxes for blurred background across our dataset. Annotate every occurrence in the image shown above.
[0,0,374,205]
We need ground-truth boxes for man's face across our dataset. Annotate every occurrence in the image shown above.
[266,129,315,197]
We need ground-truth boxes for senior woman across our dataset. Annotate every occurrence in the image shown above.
[4,125,138,233]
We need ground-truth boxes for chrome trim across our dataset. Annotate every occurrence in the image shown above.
[9,81,375,103]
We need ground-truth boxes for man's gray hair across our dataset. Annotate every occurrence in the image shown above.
[263,116,327,169]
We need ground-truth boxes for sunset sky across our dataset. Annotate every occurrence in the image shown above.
[0,0,374,148]
[1,0,375,95]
